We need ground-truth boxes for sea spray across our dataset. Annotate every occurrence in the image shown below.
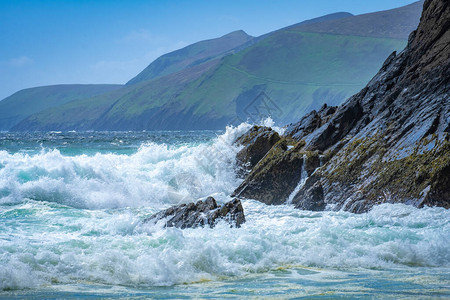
[286,154,308,204]
[0,124,251,209]
[1,127,449,294]
[1,200,449,290]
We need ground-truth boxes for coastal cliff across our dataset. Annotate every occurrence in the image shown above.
[233,0,450,213]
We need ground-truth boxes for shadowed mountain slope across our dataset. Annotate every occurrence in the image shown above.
[0,84,122,131]
[13,2,423,131]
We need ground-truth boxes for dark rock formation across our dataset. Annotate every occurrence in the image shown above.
[232,136,305,205]
[292,0,450,212]
[144,197,245,229]
[231,106,336,205]
[232,0,450,212]
[285,104,338,142]
[292,176,325,211]
[234,125,280,177]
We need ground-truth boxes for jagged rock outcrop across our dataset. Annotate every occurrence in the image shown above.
[231,105,337,205]
[232,0,450,212]
[284,104,338,141]
[144,197,245,229]
[232,136,305,205]
[234,126,280,177]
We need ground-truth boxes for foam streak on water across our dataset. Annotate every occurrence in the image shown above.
[0,127,449,297]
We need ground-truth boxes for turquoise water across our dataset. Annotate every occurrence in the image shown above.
[1,128,449,299]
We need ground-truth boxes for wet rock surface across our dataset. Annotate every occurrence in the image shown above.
[232,137,305,205]
[144,197,245,229]
[234,125,280,177]
[233,0,450,212]
[285,104,338,142]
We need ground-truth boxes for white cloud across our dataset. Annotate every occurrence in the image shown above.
[121,29,153,42]
[118,29,169,46]
[218,15,240,25]
[1,56,34,67]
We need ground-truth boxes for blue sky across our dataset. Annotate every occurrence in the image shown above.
[0,0,418,100]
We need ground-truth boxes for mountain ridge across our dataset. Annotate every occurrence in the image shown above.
[10,1,423,132]
[296,0,424,39]
[126,30,254,85]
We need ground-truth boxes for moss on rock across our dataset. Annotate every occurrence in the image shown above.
[232,136,307,205]
[319,133,450,208]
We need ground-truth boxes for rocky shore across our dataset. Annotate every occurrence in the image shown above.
[233,0,449,213]
[146,0,448,229]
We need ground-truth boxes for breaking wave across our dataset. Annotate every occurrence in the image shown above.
[0,122,449,291]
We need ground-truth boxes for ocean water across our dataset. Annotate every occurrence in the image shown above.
[0,126,449,299]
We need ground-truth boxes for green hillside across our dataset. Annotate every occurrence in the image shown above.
[176,31,407,121]
[12,1,423,131]
[14,60,222,130]
[295,0,424,39]
[14,32,406,131]
[126,30,253,85]
[0,84,122,131]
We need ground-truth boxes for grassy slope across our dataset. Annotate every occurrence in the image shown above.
[186,31,406,121]
[296,0,424,39]
[9,30,253,131]
[13,33,406,131]
[0,84,122,131]
[13,2,421,131]
[14,60,221,130]
[126,30,253,85]
[20,32,404,130]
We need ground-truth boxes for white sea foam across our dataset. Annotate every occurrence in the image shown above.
[0,200,449,290]
[257,116,285,135]
[1,124,449,291]
[0,123,251,210]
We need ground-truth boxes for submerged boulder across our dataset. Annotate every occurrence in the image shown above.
[144,197,245,229]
